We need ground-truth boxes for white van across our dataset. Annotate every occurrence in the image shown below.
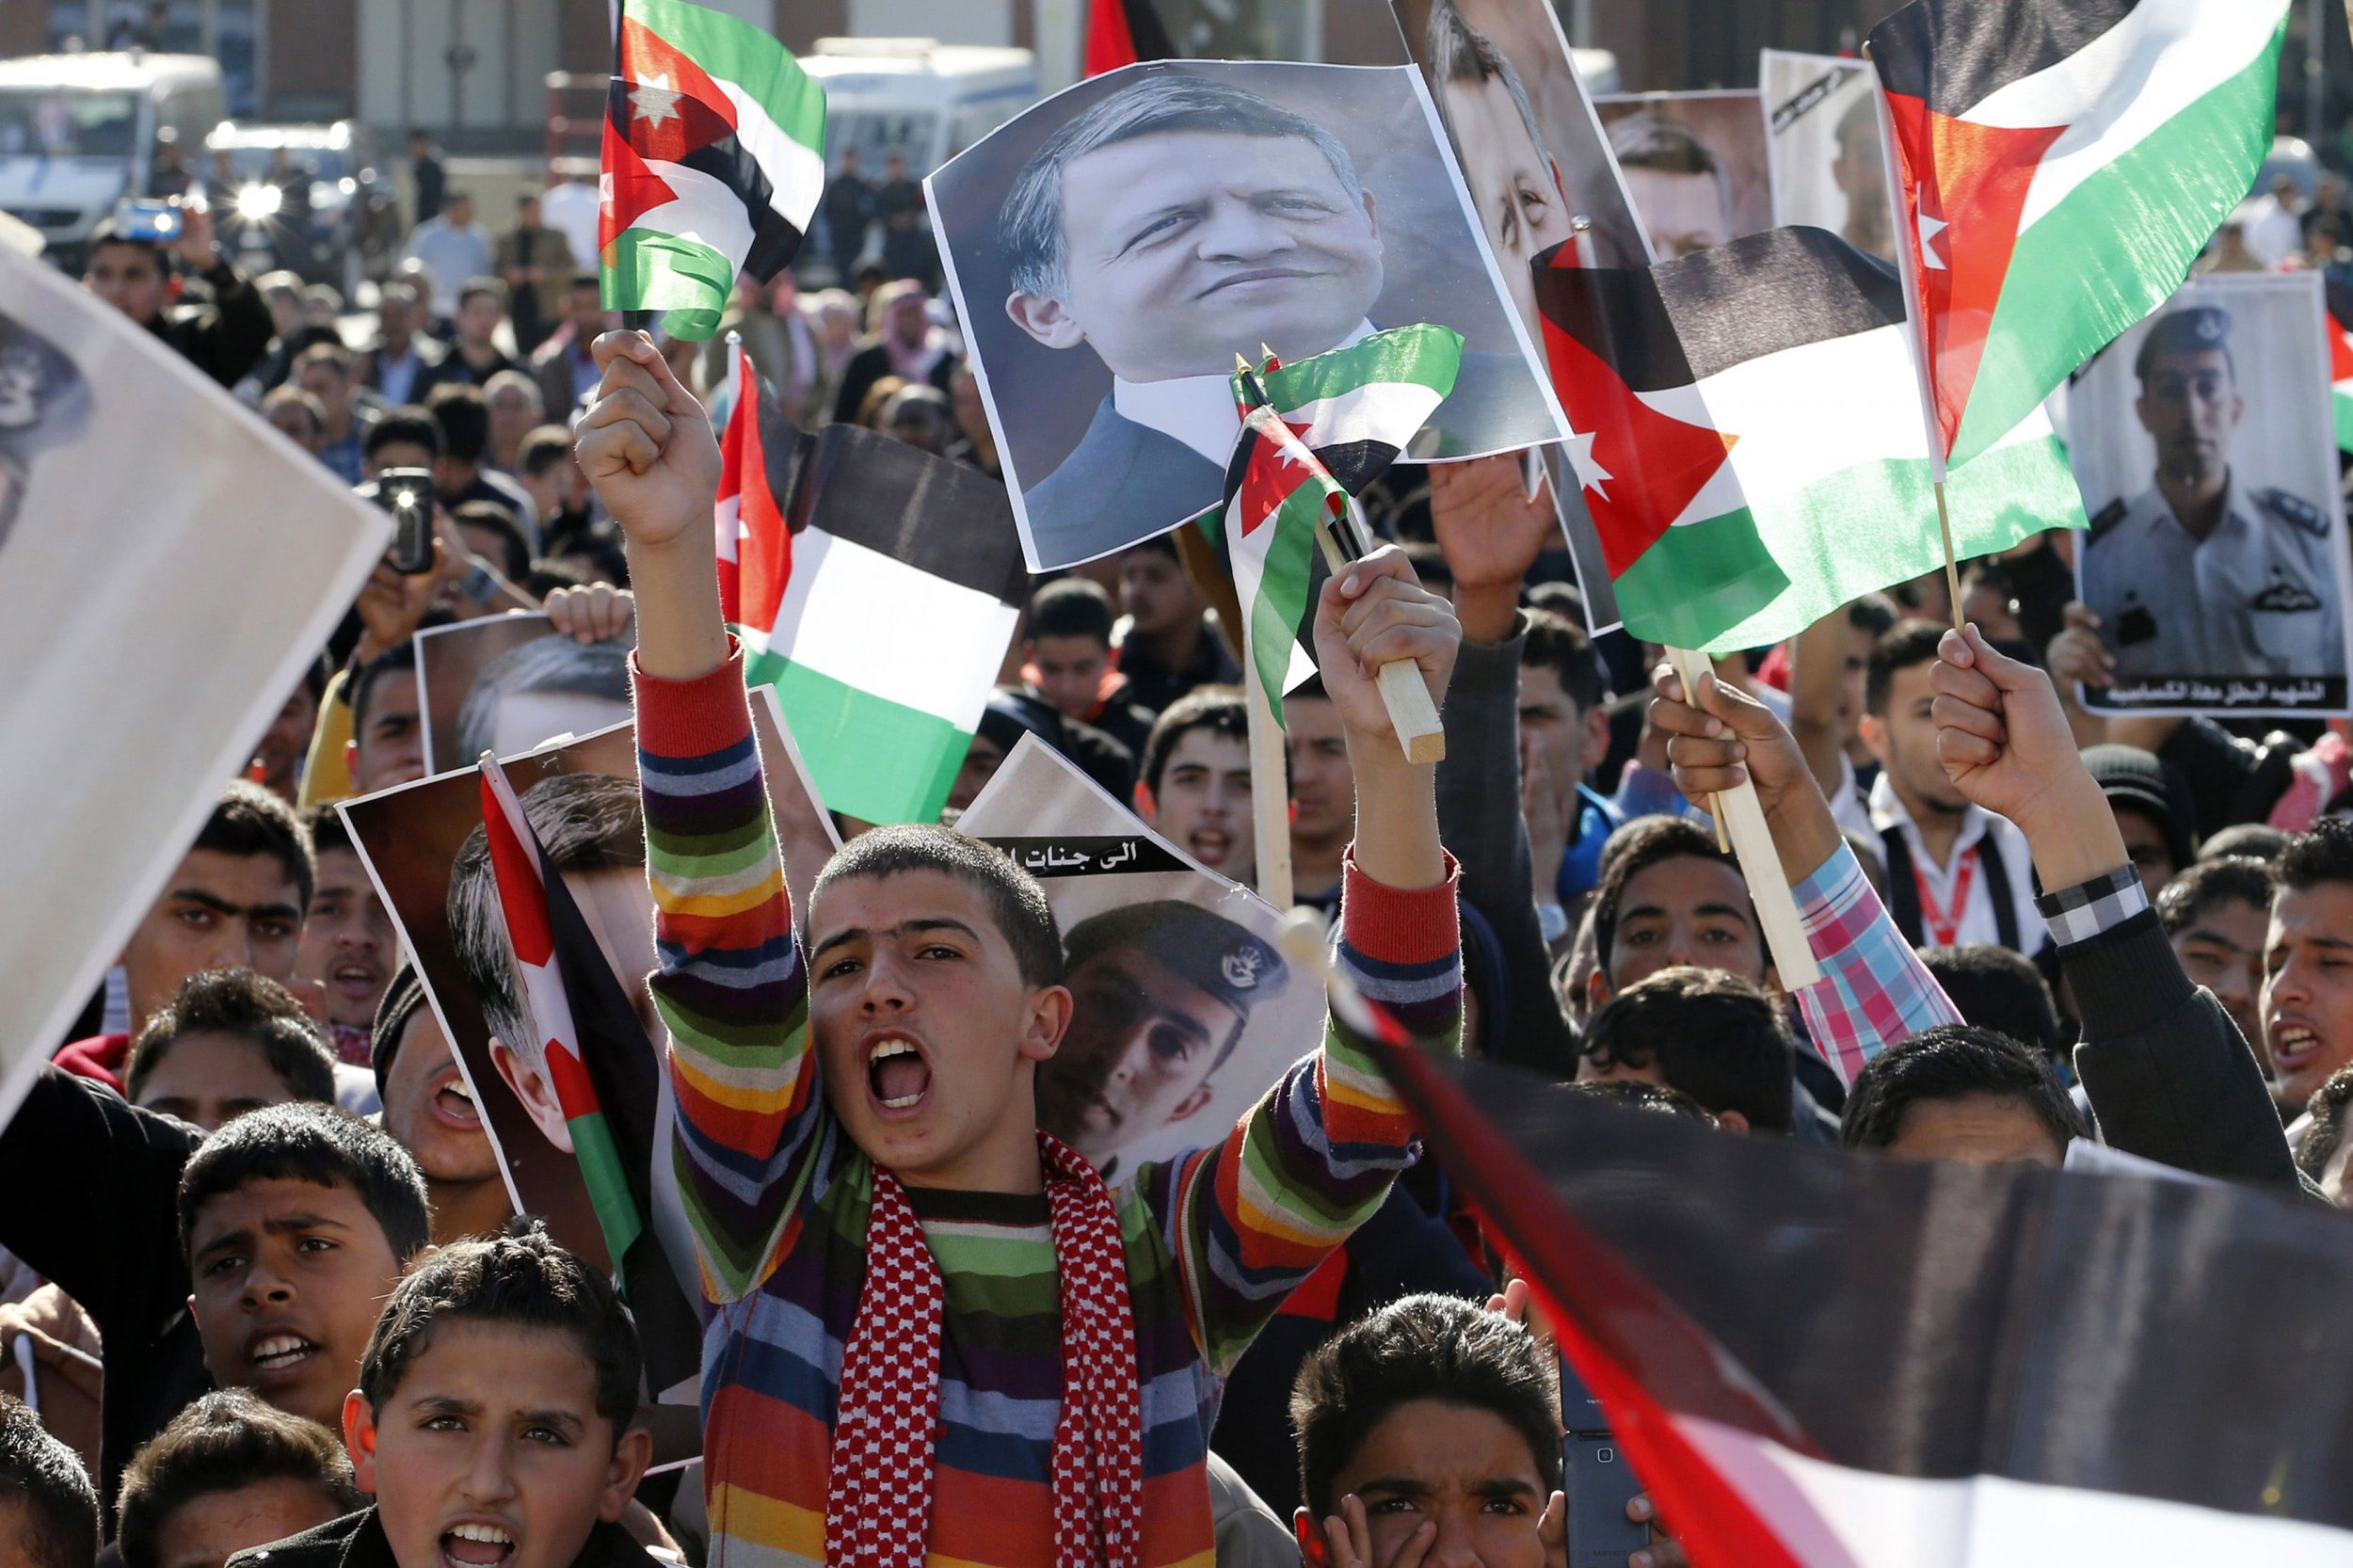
[0,53,227,261]
[801,38,1038,178]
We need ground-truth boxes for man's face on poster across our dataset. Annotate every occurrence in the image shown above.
[1008,129,1385,382]
[490,863,659,1154]
[2137,348,2242,488]
[1441,72,1567,334]
[1040,942,1243,1161]
[1623,166,1731,259]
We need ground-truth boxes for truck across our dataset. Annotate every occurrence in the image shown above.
[0,51,226,267]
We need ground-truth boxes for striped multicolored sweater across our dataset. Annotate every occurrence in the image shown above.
[632,647,1462,1568]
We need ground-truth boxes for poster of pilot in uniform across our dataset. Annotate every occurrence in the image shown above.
[955,735,1328,1183]
[2067,271,2353,716]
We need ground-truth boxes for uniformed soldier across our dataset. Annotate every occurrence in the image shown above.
[2080,303,2344,682]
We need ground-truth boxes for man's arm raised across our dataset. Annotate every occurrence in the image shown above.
[1650,664,1960,1085]
[1160,548,1464,1374]
[579,331,821,1298]
[1930,628,2299,1189]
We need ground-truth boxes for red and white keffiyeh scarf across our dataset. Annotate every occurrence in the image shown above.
[824,1131,1144,1568]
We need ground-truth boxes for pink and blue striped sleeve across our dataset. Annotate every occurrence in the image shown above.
[1789,842,1961,1087]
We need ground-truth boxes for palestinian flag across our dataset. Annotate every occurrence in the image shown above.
[600,0,826,340]
[1531,227,2082,653]
[2328,282,2353,455]
[476,756,702,1401]
[1232,324,1465,496]
[1223,408,1342,724]
[1868,0,2289,467]
[1378,1045,2353,1568]
[1083,0,1173,77]
[724,391,1026,824]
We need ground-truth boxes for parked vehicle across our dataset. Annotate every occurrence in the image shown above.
[0,51,224,268]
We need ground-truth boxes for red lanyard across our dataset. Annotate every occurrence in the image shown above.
[1913,846,1977,948]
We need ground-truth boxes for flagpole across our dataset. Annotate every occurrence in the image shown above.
[1865,41,1965,633]
[1246,672,1295,910]
[1307,498,1447,765]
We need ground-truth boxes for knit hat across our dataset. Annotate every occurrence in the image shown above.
[2081,744,2197,872]
[371,965,430,1096]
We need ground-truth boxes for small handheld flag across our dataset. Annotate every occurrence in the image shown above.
[600,0,827,339]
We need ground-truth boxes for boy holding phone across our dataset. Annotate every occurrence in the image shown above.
[83,200,274,388]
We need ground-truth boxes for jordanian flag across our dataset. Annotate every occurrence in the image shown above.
[2328,282,2353,455]
[715,337,784,627]
[1531,228,2082,653]
[600,0,826,340]
[1377,1045,2353,1568]
[722,387,1027,824]
[1223,407,1341,724]
[1232,325,1465,495]
[476,756,700,1401]
[1869,0,2288,467]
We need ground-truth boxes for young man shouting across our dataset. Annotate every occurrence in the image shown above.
[575,329,1464,1568]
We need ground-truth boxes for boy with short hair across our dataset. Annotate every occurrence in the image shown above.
[124,967,340,1132]
[1023,577,1156,760]
[180,1105,433,1437]
[116,1389,363,1568]
[1133,686,1254,880]
[1287,1293,1563,1568]
[0,1087,429,1515]
[56,780,314,1090]
[0,1393,98,1568]
[579,329,1464,1567]
[1576,966,1796,1134]
[226,1227,659,1568]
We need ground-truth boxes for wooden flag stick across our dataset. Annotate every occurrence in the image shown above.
[1663,648,1820,987]
[1245,669,1294,910]
[1310,499,1447,764]
[1932,479,1964,633]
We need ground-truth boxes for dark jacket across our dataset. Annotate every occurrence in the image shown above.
[228,1508,662,1568]
[2067,906,2304,1192]
[1435,614,1579,1076]
[0,1066,209,1514]
[157,257,276,389]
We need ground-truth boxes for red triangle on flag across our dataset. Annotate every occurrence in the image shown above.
[1536,310,1737,578]
[2329,316,2353,387]
[599,115,677,253]
[718,345,792,632]
[1883,92,2066,458]
[1236,421,1333,538]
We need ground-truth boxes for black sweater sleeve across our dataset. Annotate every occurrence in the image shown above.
[0,1064,200,1331]
[2066,909,2301,1192]
[1435,617,1578,1075]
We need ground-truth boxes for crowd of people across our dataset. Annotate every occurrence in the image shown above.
[12,102,2353,1568]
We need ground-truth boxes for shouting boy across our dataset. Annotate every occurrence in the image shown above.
[228,1226,661,1568]
[576,330,1465,1566]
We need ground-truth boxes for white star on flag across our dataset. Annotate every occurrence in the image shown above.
[629,72,683,130]
[1917,213,1949,271]
[1562,426,1614,502]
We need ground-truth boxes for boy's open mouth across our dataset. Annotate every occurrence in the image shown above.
[867,1034,934,1114]
[431,1067,482,1128]
[246,1329,321,1383]
[440,1518,517,1566]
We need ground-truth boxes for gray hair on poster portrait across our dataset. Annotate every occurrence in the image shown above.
[927,57,1567,572]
